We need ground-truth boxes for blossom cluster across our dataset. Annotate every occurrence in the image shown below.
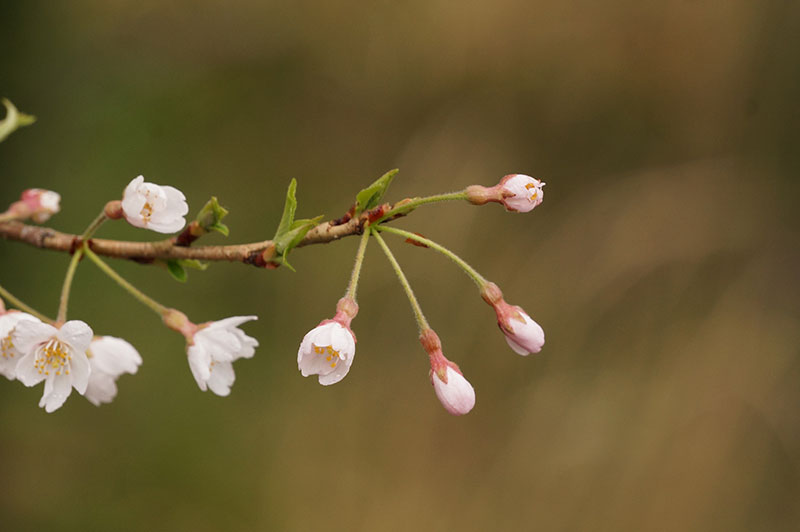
[0,307,259,412]
[1,170,546,416]
[1,176,258,412]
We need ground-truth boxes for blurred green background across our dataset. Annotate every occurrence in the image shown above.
[2,1,799,530]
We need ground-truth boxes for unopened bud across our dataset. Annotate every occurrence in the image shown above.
[18,189,61,223]
[104,200,124,220]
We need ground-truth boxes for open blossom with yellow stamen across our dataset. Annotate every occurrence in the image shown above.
[84,336,143,406]
[186,316,259,396]
[12,320,93,413]
[297,297,358,385]
[121,175,188,233]
[0,311,42,380]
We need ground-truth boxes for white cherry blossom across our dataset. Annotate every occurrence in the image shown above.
[298,321,356,385]
[187,316,258,396]
[0,312,42,380]
[121,175,189,233]
[500,174,545,213]
[13,320,93,413]
[84,336,142,406]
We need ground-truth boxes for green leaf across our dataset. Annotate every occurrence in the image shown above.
[274,179,298,238]
[0,98,36,143]
[195,197,229,236]
[179,259,209,271]
[274,216,323,254]
[166,260,187,282]
[354,169,398,214]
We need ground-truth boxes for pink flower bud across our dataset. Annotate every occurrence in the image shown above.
[20,188,61,223]
[494,299,545,355]
[421,329,475,416]
[481,282,544,355]
[498,174,545,213]
[465,174,545,213]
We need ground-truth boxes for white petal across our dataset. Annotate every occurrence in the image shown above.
[15,351,45,387]
[69,352,91,394]
[207,315,258,331]
[12,320,57,355]
[163,186,189,216]
[187,345,211,390]
[84,373,118,406]
[206,361,235,396]
[57,320,93,353]
[329,325,355,361]
[40,375,73,413]
[145,217,186,234]
[318,359,352,386]
[89,336,142,376]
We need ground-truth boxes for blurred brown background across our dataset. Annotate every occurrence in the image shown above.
[1,1,799,531]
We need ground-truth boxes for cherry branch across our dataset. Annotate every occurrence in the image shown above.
[0,205,393,267]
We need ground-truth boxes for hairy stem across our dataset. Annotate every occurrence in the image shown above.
[55,210,109,322]
[0,283,53,323]
[83,245,168,316]
[346,228,371,300]
[56,250,82,322]
[371,229,430,331]
[375,225,487,287]
[376,190,468,223]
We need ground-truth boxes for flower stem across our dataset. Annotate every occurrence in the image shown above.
[371,228,430,331]
[55,210,109,322]
[83,245,168,316]
[376,190,468,223]
[375,225,487,288]
[80,211,108,240]
[345,227,371,300]
[56,250,82,322]
[0,283,53,323]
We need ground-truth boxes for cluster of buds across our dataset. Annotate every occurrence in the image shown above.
[292,172,547,416]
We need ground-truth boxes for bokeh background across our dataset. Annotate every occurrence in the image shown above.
[2,1,799,530]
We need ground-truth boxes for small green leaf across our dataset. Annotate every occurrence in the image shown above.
[195,197,229,236]
[354,169,398,214]
[270,179,322,270]
[274,179,298,238]
[274,216,322,254]
[179,259,209,271]
[166,260,187,282]
[0,98,36,143]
